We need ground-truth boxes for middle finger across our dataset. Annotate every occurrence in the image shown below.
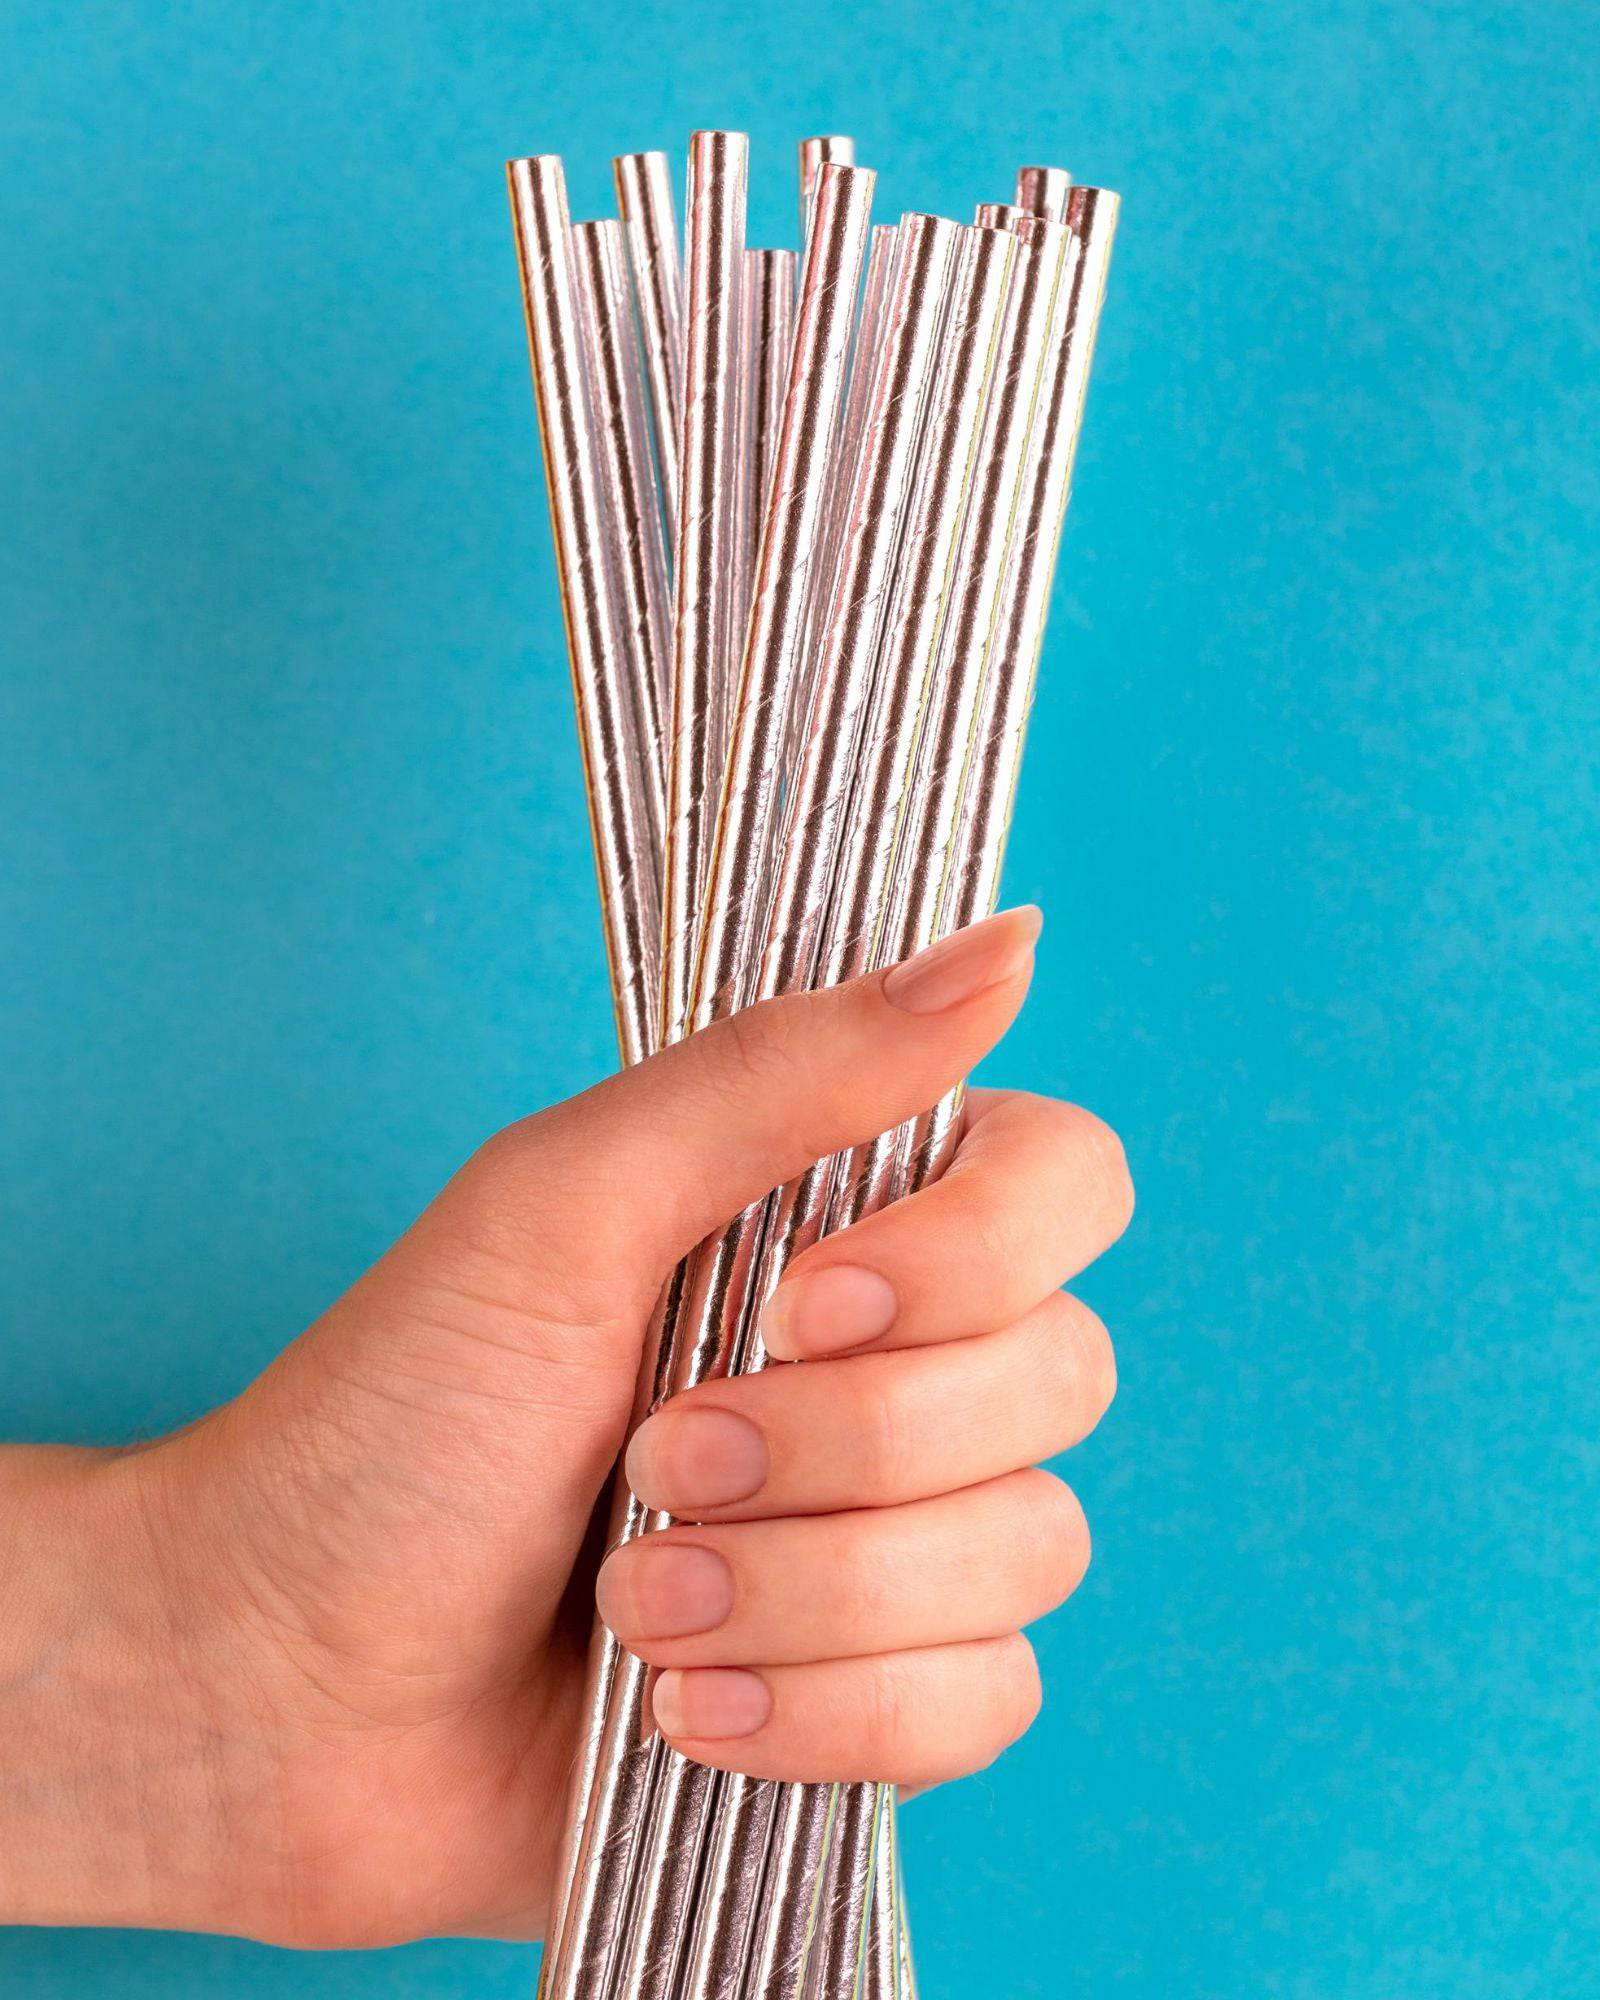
[624,1288,1115,1523]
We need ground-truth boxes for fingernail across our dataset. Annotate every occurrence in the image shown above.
[596,1542,735,1640]
[653,1667,772,1741]
[626,1407,769,1515]
[760,1263,898,1360]
[881,907,1041,1015]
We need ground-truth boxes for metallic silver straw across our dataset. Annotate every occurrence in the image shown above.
[733,249,798,675]
[799,133,855,246]
[868,1791,900,2000]
[661,130,749,1047]
[741,221,1071,2000]
[543,157,874,2000]
[571,218,674,794]
[691,225,1017,1998]
[974,199,1029,229]
[614,149,684,531]
[507,154,663,1072]
[775,209,1118,1992]
[618,213,961,2000]
[801,219,897,742]
[692,160,876,1029]
[902,192,1118,1191]
[1015,164,1073,221]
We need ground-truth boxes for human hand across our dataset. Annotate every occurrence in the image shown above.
[0,907,1131,1946]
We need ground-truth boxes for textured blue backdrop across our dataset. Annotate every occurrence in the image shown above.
[2,1,1596,1994]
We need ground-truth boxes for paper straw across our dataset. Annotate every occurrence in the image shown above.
[614,150,684,530]
[673,219,1019,2000]
[799,133,855,246]
[692,160,876,1029]
[507,155,662,1071]
[867,1792,900,2000]
[803,1782,886,2000]
[542,159,874,2000]
[1015,163,1073,221]
[741,223,1078,2000]
[661,130,749,1046]
[904,191,1118,1190]
[571,219,674,795]
[776,209,1116,2000]
[617,214,961,2000]
[807,221,898,682]
[733,249,798,673]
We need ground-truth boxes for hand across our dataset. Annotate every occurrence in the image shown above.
[0,907,1131,1947]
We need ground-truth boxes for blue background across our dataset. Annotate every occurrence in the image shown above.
[3,1,1596,1994]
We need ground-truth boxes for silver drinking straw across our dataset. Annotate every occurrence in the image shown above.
[789,202,1120,2000]
[507,155,663,1072]
[688,221,1019,2000]
[742,219,1078,2000]
[975,200,1029,229]
[1015,164,1073,221]
[692,160,876,1028]
[868,1790,900,2000]
[661,130,748,1048]
[901,191,1118,1195]
[541,132,748,1989]
[799,133,855,245]
[807,221,898,673]
[614,150,684,531]
[539,160,874,2000]
[615,214,962,2000]
[732,249,797,676]
[571,219,674,794]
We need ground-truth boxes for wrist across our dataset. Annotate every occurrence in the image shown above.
[0,1441,256,1933]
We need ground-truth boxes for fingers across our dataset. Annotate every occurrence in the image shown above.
[760,1089,1134,1360]
[597,1468,1088,1668]
[445,908,1041,1294]
[650,1635,1042,1789]
[625,1289,1115,1522]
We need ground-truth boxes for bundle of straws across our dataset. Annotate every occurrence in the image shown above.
[508,130,1117,2000]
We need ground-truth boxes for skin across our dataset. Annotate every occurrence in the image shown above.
[0,907,1132,1947]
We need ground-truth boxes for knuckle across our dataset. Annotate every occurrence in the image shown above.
[825,1522,884,1646]
[860,1656,913,1772]
[707,998,797,1098]
[858,1377,919,1505]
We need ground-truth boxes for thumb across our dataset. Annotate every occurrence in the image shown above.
[252,908,1038,1628]
[441,904,1042,1313]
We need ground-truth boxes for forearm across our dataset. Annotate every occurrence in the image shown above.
[0,1444,238,1931]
